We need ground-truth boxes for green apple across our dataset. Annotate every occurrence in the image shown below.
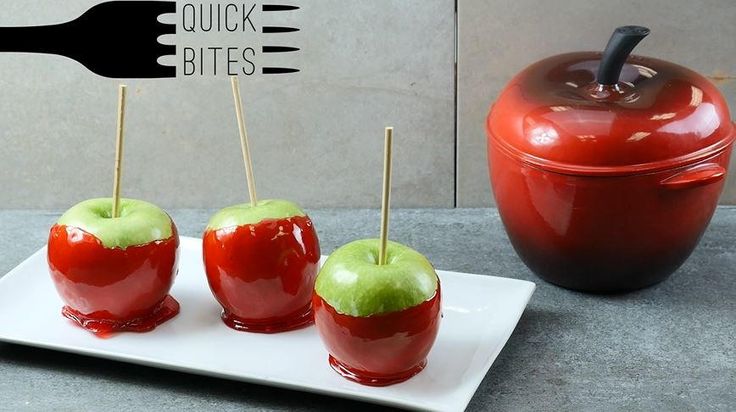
[57,198,173,249]
[315,239,439,317]
[206,199,305,230]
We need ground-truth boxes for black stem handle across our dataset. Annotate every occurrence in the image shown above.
[0,24,69,54]
[596,25,650,85]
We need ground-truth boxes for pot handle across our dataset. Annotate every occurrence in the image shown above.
[660,163,726,190]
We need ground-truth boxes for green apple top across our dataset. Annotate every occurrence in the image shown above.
[315,239,439,317]
[206,199,306,231]
[56,198,174,249]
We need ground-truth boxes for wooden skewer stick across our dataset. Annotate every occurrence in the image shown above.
[230,76,258,206]
[378,127,393,266]
[111,84,127,218]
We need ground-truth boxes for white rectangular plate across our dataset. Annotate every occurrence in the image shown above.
[0,237,534,411]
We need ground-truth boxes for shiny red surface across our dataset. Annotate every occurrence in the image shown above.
[61,295,179,337]
[203,215,320,333]
[487,52,734,292]
[47,224,180,334]
[488,53,734,175]
[490,149,730,292]
[313,287,441,386]
[660,163,726,190]
[486,53,736,292]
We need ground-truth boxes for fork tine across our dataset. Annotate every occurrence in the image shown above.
[150,64,176,78]
[155,21,177,36]
[155,43,176,57]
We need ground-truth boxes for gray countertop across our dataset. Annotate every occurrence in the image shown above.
[0,208,734,411]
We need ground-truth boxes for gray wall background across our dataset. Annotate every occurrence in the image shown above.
[0,0,733,209]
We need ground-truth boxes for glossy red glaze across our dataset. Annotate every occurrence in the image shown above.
[313,286,441,386]
[660,163,726,190]
[61,295,179,338]
[203,215,320,333]
[47,224,180,335]
[488,53,734,175]
[487,52,734,292]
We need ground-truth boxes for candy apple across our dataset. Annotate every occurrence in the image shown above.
[203,199,321,333]
[47,198,180,335]
[313,238,441,386]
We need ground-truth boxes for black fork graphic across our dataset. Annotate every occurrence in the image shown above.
[0,1,176,78]
[261,3,300,74]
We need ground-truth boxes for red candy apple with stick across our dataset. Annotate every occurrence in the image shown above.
[47,85,180,336]
[313,128,442,386]
[202,76,321,333]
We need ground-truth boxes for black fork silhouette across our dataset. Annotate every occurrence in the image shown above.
[0,1,176,78]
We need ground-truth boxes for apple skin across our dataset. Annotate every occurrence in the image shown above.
[313,239,441,386]
[203,200,320,333]
[47,198,180,334]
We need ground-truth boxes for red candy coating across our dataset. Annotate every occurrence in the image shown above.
[47,223,180,335]
[313,285,441,386]
[203,215,320,333]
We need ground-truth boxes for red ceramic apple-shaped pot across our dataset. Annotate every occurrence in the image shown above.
[313,239,441,386]
[487,26,735,292]
[203,199,320,333]
[47,198,180,335]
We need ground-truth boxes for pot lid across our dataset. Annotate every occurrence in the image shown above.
[487,26,735,176]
